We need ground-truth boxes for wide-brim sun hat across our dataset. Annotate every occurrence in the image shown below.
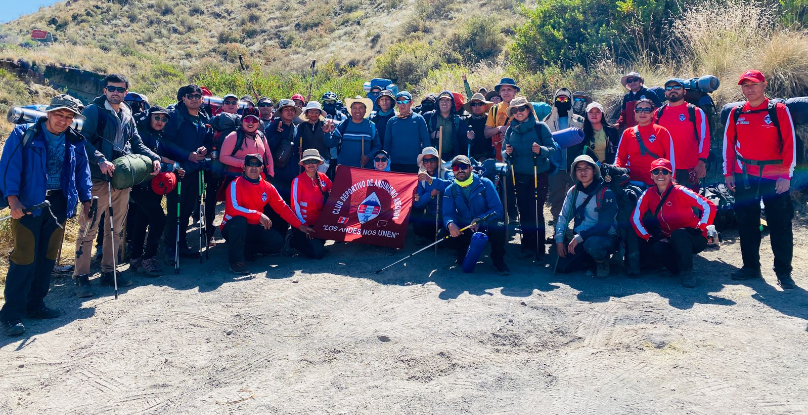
[508,96,537,118]
[417,147,441,166]
[620,71,644,88]
[463,92,494,113]
[276,99,303,117]
[570,154,601,181]
[46,94,86,120]
[494,78,521,93]
[300,101,326,122]
[344,96,374,118]
[299,148,325,165]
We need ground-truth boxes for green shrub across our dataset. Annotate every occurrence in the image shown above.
[375,41,445,88]
[447,15,506,64]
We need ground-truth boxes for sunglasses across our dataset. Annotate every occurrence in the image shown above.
[242,117,259,124]
[374,157,389,163]
[556,96,570,103]
[257,102,273,107]
[246,162,263,168]
[665,85,683,91]
[152,115,169,122]
[422,157,438,163]
[651,169,671,176]
[396,99,412,105]
[515,106,531,113]
[470,102,485,107]
[322,100,336,105]
[573,97,587,102]
[626,77,640,83]
[106,86,127,93]
[186,94,203,100]
[452,163,470,172]
[635,107,654,113]
[302,160,320,165]
[223,100,238,105]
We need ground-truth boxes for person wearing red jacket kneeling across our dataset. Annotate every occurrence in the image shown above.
[221,154,315,274]
[631,159,716,288]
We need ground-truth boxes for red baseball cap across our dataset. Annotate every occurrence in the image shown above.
[649,158,673,173]
[291,94,305,102]
[151,172,177,195]
[738,70,766,85]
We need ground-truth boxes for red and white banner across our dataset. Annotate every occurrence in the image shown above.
[313,166,418,248]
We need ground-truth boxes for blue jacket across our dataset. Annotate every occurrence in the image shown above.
[325,118,381,168]
[442,174,503,229]
[0,119,92,218]
[414,169,453,216]
[161,102,213,174]
[384,113,431,165]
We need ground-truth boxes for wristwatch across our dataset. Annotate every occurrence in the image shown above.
[97,156,107,165]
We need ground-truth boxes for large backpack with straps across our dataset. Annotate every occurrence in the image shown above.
[0,122,43,209]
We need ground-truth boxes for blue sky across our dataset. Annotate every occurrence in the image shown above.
[0,1,59,24]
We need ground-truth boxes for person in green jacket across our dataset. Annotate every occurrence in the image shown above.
[503,96,557,262]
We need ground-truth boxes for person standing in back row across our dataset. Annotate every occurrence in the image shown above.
[723,70,797,289]
[384,91,431,173]
[654,78,710,191]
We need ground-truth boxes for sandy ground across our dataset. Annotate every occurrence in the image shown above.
[1,216,808,414]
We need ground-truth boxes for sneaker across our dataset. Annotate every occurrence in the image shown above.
[139,257,163,277]
[74,274,94,298]
[680,270,697,288]
[230,261,249,275]
[26,305,61,320]
[178,245,200,259]
[731,267,763,281]
[776,273,797,290]
[129,256,143,272]
[493,261,510,276]
[596,261,610,279]
[99,272,133,287]
[3,320,25,337]
[164,248,176,266]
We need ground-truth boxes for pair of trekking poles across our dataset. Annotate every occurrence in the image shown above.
[174,170,210,274]
[504,149,543,260]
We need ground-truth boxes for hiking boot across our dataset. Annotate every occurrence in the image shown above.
[178,245,200,259]
[230,261,249,275]
[164,248,176,266]
[139,257,163,277]
[3,320,25,337]
[99,272,132,287]
[595,261,610,279]
[680,270,697,288]
[129,256,143,272]
[776,273,797,290]
[74,274,95,298]
[26,305,61,320]
[282,231,295,256]
[731,267,763,281]
[493,261,510,276]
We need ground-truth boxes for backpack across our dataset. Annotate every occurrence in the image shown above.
[702,184,736,231]
[656,103,700,145]
[0,122,42,209]
[732,100,783,143]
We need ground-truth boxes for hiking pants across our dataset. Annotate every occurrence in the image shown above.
[221,216,284,263]
[266,177,293,237]
[514,172,549,254]
[129,186,166,260]
[733,174,793,274]
[446,221,507,264]
[291,228,327,259]
[556,235,617,273]
[74,181,130,275]
[675,168,700,192]
[548,172,574,224]
[1,192,66,323]
[164,172,200,251]
[204,171,221,239]
[651,228,706,274]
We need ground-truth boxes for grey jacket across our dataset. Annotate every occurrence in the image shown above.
[82,96,159,182]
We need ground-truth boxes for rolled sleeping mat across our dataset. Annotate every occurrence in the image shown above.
[786,97,808,126]
[111,154,154,189]
[552,127,585,149]
[461,231,489,273]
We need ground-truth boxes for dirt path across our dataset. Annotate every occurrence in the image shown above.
[1,223,808,414]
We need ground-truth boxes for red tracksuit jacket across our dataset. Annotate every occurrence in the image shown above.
[614,123,676,186]
[291,171,333,225]
[654,104,710,170]
[722,99,796,180]
[632,184,716,241]
[222,176,302,229]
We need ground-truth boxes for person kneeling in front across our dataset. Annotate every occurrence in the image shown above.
[554,155,619,278]
[631,158,716,288]
[221,154,315,274]
[443,155,510,275]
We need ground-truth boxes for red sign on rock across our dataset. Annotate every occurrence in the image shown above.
[31,30,49,40]
[313,166,418,248]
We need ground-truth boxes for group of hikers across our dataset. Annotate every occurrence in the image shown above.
[0,68,799,337]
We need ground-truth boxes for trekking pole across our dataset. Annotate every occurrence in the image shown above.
[435,126,443,254]
[199,170,206,263]
[467,125,472,158]
[106,180,119,300]
[376,212,494,274]
[175,181,181,274]
[501,168,509,240]
[0,200,52,222]
[74,196,99,260]
[533,153,540,258]
[361,135,365,168]
[307,60,316,101]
